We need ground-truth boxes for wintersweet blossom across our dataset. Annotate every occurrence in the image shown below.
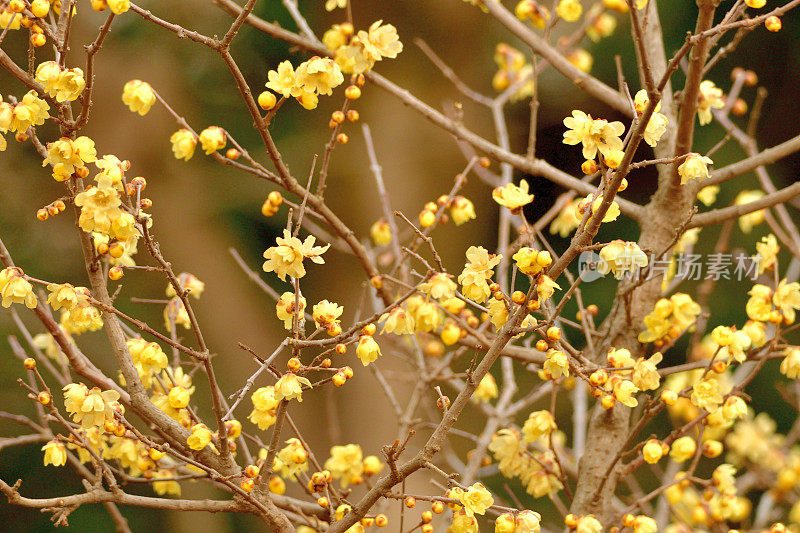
[450,196,476,225]
[774,279,800,323]
[262,229,330,281]
[419,272,457,300]
[198,126,226,155]
[356,335,381,365]
[597,240,648,279]
[563,110,625,160]
[755,234,779,273]
[473,374,498,403]
[63,383,121,431]
[274,373,312,402]
[42,440,67,467]
[458,482,494,516]
[678,153,713,184]
[691,377,723,413]
[781,348,800,379]
[249,386,279,429]
[122,80,157,115]
[0,267,37,309]
[187,424,213,451]
[276,291,307,330]
[312,300,344,332]
[10,91,50,133]
[555,0,582,22]
[295,57,344,96]
[324,444,364,487]
[492,179,534,211]
[697,80,725,125]
[458,246,502,303]
[734,190,766,233]
[170,129,196,161]
[522,410,555,442]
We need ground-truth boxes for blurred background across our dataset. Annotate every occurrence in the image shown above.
[0,0,799,530]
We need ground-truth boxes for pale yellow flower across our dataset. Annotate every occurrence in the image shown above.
[356,335,381,366]
[198,126,226,155]
[170,129,196,161]
[598,240,648,279]
[276,291,307,330]
[450,196,476,225]
[492,179,534,211]
[734,190,766,233]
[262,229,330,281]
[691,377,723,413]
[677,153,712,184]
[781,347,800,379]
[187,423,213,451]
[42,440,67,467]
[458,482,494,516]
[122,80,156,115]
[632,352,662,390]
[550,199,581,237]
[11,91,50,133]
[563,110,625,160]
[324,444,364,487]
[755,234,779,273]
[774,279,800,323]
[697,185,720,206]
[419,272,457,300]
[295,57,344,96]
[522,410,555,442]
[473,374,499,404]
[325,0,346,10]
[249,386,279,429]
[274,373,313,402]
[697,80,725,125]
[555,0,582,22]
[266,60,299,98]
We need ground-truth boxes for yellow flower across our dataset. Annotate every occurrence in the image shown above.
[566,48,593,73]
[488,298,509,329]
[632,516,657,533]
[746,284,773,322]
[458,482,494,516]
[249,386,279,429]
[515,510,542,533]
[513,247,551,276]
[450,508,479,533]
[295,56,344,96]
[717,329,751,363]
[409,297,442,332]
[755,234,779,274]
[536,275,560,304]
[295,90,318,110]
[107,0,130,14]
[11,91,50,133]
[697,185,720,206]
[60,304,103,335]
[42,440,67,467]
[722,396,748,423]
[43,137,97,179]
[324,444,364,487]
[643,110,668,147]
[735,190,766,233]
[274,372,312,402]
[578,194,620,223]
[550,199,582,237]
[276,438,309,478]
[122,80,156,115]
[54,68,86,102]
[167,386,191,409]
[697,80,725,125]
[555,0,582,22]
[670,435,696,461]
[63,383,122,431]
[266,60,299,98]
[323,23,353,52]
[360,20,403,62]
[419,272,457,300]
[126,338,169,383]
[152,469,181,496]
[450,196,476,225]
[0,268,37,309]
[356,335,381,366]
[774,279,800,323]
[473,374,499,404]
[263,229,330,281]
[495,513,516,533]
[489,429,526,477]
[313,300,344,332]
[198,126,226,155]
[0,10,21,30]
[781,348,800,379]
[743,320,767,348]
[642,439,664,464]
[613,379,639,407]
[632,352,662,390]
[458,246,502,303]
[677,153,713,184]
[598,240,648,279]
[543,350,569,379]
[522,410,555,442]
[492,179,534,211]
[587,12,617,41]
[576,515,602,533]
[74,184,123,236]
[187,423,213,451]
[370,219,392,245]
[691,377,722,413]
[380,306,415,335]
[325,0,346,10]
[170,129,196,161]
[563,110,625,160]
[276,291,307,330]
[515,1,551,29]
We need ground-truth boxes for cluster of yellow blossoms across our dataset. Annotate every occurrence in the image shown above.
[35,61,85,102]
[323,20,403,76]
